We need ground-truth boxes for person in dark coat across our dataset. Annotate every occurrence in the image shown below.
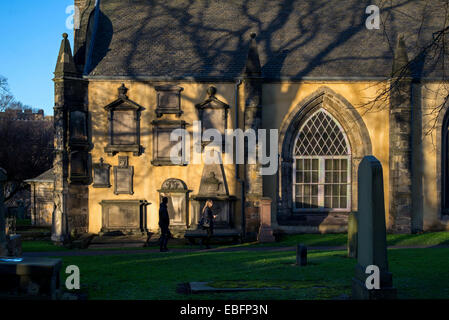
[159,197,170,252]
[200,199,217,249]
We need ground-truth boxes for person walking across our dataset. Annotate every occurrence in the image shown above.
[199,199,216,249]
[159,197,170,252]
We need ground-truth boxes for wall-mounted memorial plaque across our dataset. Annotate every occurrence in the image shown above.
[113,156,134,195]
[69,110,88,149]
[93,158,111,188]
[69,150,89,184]
[155,85,183,117]
[157,179,191,227]
[151,120,189,166]
[104,84,144,156]
[100,200,150,235]
[195,86,229,151]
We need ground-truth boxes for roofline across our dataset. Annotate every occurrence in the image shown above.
[83,75,447,82]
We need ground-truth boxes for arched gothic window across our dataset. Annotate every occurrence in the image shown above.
[293,109,351,212]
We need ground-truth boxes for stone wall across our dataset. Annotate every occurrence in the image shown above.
[389,78,413,233]
[87,81,240,234]
[30,182,54,226]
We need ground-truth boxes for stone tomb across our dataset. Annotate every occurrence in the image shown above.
[0,257,62,299]
[100,200,149,235]
[352,156,396,299]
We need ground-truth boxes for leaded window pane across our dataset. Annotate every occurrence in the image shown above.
[294,110,349,156]
[293,109,351,211]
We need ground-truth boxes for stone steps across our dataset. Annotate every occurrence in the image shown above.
[88,234,149,249]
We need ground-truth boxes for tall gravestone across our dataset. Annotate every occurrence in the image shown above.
[0,168,7,256]
[352,156,396,299]
[347,212,357,258]
[257,197,275,242]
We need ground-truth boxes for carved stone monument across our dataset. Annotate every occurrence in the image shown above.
[104,84,144,156]
[155,85,184,117]
[257,197,275,242]
[100,200,149,235]
[195,86,229,150]
[93,158,111,188]
[158,179,191,228]
[114,156,134,195]
[190,161,236,228]
[151,120,189,166]
[352,156,396,299]
[69,110,88,147]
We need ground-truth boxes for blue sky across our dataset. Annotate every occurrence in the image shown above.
[0,1,74,115]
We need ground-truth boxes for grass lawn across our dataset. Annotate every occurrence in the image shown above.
[55,247,449,300]
[21,241,69,252]
[254,231,449,247]
[216,231,449,249]
[21,231,449,253]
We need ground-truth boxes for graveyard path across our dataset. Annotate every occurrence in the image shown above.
[22,244,449,257]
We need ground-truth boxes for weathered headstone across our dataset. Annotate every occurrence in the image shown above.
[296,244,307,266]
[352,156,396,299]
[6,234,22,257]
[347,212,358,258]
[257,197,275,242]
[0,168,7,256]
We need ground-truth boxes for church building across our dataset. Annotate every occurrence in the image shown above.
[49,0,449,243]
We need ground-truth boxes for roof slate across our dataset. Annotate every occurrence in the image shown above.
[84,0,449,79]
[25,168,54,183]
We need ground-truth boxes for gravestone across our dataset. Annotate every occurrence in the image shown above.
[352,156,396,299]
[257,197,275,242]
[0,168,7,256]
[296,244,307,266]
[347,212,358,258]
[6,235,22,257]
